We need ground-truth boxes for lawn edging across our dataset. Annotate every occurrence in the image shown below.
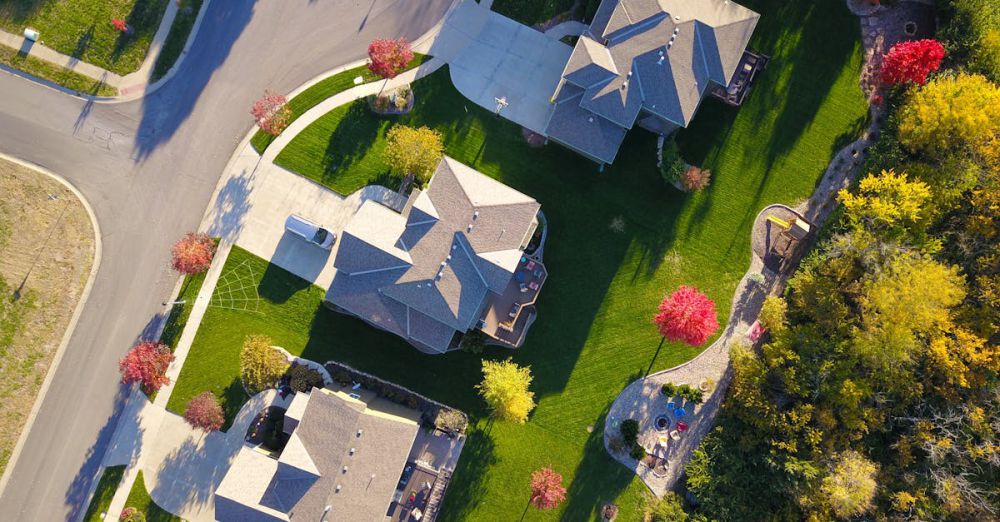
[0,153,103,498]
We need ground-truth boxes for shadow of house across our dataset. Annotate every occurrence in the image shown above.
[63,385,138,521]
[257,253,313,305]
[321,102,384,183]
[435,424,496,520]
[132,0,256,161]
[111,0,174,65]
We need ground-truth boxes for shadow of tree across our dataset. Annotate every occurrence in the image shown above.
[72,24,95,60]
[322,102,385,181]
[204,165,255,243]
[63,385,140,521]
[560,407,635,520]
[436,422,497,521]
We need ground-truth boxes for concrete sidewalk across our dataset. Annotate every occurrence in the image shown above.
[0,0,192,99]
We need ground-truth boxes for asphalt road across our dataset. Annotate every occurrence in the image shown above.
[0,1,452,519]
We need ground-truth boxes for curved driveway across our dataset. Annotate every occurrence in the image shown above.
[0,1,451,519]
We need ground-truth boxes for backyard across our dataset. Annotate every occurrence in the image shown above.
[0,0,169,74]
[170,0,868,519]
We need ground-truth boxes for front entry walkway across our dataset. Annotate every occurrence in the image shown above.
[429,0,571,134]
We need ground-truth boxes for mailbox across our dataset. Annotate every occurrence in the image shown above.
[24,28,39,42]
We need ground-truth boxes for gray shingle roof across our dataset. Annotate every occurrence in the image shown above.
[327,157,540,353]
[215,390,420,522]
[546,0,758,163]
[545,84,628,164]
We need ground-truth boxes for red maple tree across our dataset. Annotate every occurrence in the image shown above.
[529,467,566,510]
[881,39,945,86]
[251,92,291,136]
[367,38,413,81]
[119,341,174,395]
[654,285,720,346]
[171,232,215,275]
[184,392,224,432]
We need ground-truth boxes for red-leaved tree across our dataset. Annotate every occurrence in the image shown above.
[119,341,174,395]
[654,285,720,346]
[367,38,413,81]
[881,39,945,86]
[171,232,215,275]
[111,18,128,32]
[529,467,566,510]
[251,92,291,136]
[184,392,224,432]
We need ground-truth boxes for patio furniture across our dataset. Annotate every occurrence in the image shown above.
[677,421,688,433]
[674,407,686,418]
[534,269,543,278]
[666,400,675,410]
[529,281,539,291]
[509,303,520,318]
[526,260,536,270]
[669,430,681,441]
[516,272,526,283]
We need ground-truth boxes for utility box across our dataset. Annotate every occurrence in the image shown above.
[23,28,39,41]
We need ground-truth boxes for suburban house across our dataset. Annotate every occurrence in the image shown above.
[214,388,457,521]
[544,0,761,164]
[325,156,547,354]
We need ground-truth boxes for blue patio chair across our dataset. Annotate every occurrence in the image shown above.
[674,407,686,418]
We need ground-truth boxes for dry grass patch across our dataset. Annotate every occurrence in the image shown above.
[0,159,95,475]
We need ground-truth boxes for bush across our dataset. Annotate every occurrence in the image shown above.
[333,370,351,386]
[630,443,647,461]
[759,296,788,333]
[434,409,468,434]
[681,166,711,192]
[240,335,289,393]
[120,507,145,522]
[287,364,325,392]
[661,382,677,398]
[460,330,487,355]
[171,232,215,275]
[660,138,687,183]
[645,492,688,522]
[184,392,224,432]
[620,419,640,444]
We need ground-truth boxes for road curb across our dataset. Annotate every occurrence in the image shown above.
[0,153,104,499]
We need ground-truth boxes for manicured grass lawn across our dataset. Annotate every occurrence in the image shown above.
[174,0,867,519]
[123,470,181,522]
[0,44,116,96]
[0,0,169,75]
[83,465,125,522]
[150,0,201,81]
[250,54,431,153]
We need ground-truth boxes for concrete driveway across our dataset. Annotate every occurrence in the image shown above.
[206,159,406,289]
[430,0,572,134]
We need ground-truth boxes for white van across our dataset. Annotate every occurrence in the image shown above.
[284,215,336,249]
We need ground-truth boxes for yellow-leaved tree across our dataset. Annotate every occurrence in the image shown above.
[898,73,1000,157]
[240,334,289,393]
[383,124,444,184]
[819,451,878,519]
[838,169,932,235]
[476,358,536,424]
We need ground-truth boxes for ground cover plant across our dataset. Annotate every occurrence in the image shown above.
[0,0,169,75]
[249,53,430,152]
[173,0,867,517]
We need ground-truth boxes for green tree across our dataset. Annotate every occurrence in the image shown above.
[383,125,444,184]
[240,335,289,393]
[819,451,878,519]
[476,358,536,423]
[758,296,788,333]
[645,492,688,522]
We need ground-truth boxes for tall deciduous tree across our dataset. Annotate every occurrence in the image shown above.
[898,73,1000,156]
[383,125,443,183]
[654,285,719,346]
[819,451,878,519]
[476,358,536,423]
[251,92,292,136]
[240,335,289,393]
[367,38,413,81]
[837,169,932,235]
[171,232,215,275]
[119,341,174,395]
[881,39,946,86]
[528,467,566,510]
[184,391,224,432]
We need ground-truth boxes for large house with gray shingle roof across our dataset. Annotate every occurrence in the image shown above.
[544,0,760,164]
[325,156,547,354]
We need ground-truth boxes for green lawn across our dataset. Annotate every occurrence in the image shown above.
[0,44,116,96]
[83,465,125,522]
[123,470,182,522]
[150,0,201,81]
[490,0,577,26]
[250,54,431,153]
[172,0,867,519]
[0,0,169,75]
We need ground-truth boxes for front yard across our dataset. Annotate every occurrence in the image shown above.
[170,0,867,519]
[0,0,169,74]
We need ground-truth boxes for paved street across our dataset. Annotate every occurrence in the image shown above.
[0,0,452,519]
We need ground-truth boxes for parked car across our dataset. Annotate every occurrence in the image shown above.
[284,214,335,249]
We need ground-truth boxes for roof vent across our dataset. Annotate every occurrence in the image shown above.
[350,447,355,455]
[473,211,479,220]
[467,224,474,232]
[674,28,679,35]
[335,484,342,493]
[342,466,349,473]
[674,15,680,21]
[356,429,363,437]
[587,116,594,123]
